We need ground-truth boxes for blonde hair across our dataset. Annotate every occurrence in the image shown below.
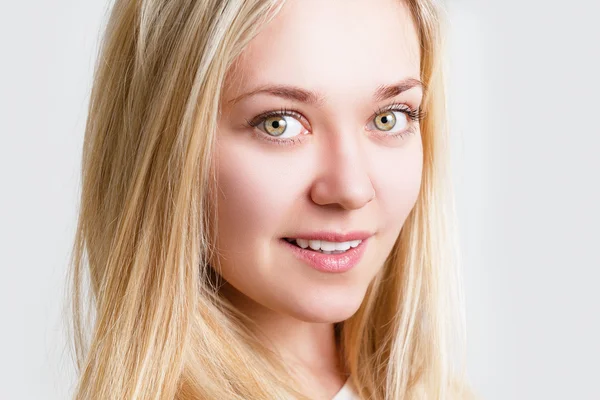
[68,0,476,398]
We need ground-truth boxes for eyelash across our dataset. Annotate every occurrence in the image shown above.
[243,102,426,146]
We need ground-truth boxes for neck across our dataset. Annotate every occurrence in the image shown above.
[220,281,348,376]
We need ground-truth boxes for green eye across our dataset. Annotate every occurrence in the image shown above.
[374,111,397,131]
[264,116,287,136]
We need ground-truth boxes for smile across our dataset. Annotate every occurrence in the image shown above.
[283,238,362,254]
[281,237,369,273]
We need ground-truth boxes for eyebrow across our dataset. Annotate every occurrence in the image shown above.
[227,77,425,106]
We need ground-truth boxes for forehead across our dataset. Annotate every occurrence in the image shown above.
[226,0,421,100]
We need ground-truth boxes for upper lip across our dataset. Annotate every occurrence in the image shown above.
[283,230,374,242]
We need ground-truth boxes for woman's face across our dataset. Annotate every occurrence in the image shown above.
[214,0,423,323]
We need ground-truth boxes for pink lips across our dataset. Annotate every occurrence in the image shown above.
[287,231,373,242]
[281,237,369,273]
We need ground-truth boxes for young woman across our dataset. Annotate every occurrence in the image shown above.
[69,0,476,399]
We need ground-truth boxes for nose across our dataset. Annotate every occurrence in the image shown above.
[309,132,376,210]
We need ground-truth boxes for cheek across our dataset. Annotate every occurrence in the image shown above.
[373,139,423,228]
[214,139,301,259]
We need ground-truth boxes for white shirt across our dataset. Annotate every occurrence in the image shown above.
[331,377,360,400]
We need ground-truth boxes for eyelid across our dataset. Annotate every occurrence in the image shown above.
[377,102,410,113]
[370,102,424,123]
[368,102,425,131]
[246,108,310,130]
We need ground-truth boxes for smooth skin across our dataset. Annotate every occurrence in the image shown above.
[215,0,423,398]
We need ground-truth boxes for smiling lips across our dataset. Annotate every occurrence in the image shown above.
[284,238,362,254]
[281,231,372,273]
[284,230,374,242]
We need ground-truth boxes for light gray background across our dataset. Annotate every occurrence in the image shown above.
[1,1,598,399]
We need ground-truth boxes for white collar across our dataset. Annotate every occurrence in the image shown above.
[331,377,360,400]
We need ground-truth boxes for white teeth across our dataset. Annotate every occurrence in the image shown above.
[320,241,337,251]
[308,240,321,251]
[334,241,351,251]
[295,238,309,249]
[289,238,362,251]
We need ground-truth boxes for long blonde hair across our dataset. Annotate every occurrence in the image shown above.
[68,0,474,398]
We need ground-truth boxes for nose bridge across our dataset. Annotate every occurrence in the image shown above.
[310,129,375,210]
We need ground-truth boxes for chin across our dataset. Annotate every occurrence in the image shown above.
[284,290,365,324]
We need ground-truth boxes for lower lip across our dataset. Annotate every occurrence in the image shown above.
[281,238,369,273]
